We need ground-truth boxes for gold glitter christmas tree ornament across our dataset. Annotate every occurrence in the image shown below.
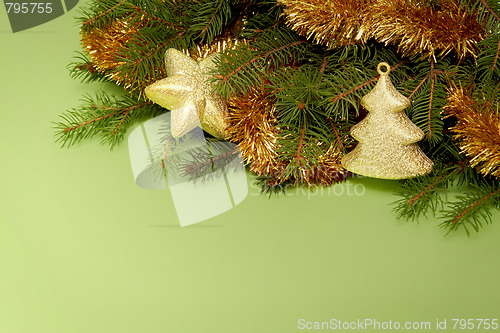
[145,48,229,139]
[341,62,433,179]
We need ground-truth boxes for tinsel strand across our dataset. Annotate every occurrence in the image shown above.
[444,86,500,178]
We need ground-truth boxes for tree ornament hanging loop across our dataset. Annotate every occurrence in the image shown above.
[377,62,391,75]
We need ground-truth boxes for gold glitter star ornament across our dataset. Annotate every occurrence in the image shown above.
[145,48,229,138]
[341,62,433,179]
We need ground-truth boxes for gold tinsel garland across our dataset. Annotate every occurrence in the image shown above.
[280,0,484,59]
[444,86,500,178]
[362,0,484,59]
[279,0,372,48]
[227,86,281,178]
[81,20,141,90]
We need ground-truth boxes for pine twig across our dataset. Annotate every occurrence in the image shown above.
[329,60,405,102]
[294,120,307,161]
[220,40,305,83]
[450,189,500,225]
[492,39,500,71]
[82,0,127,28]
[408,75,428,100]
[328,117,344,152]
[406,173,445,207]
[427,59,435,140]
[480,0,500,22]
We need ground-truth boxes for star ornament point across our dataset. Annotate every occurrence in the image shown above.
[145,48,229,138]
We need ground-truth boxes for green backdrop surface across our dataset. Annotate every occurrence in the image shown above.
[0,3,499,333]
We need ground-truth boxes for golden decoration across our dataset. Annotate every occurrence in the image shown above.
[341,62,433,179]
[361,0,484,60]
[81,20,142,90]
[444,86,500,178]
[280,0,371,48]
[280,0,484,59]
[145,48,229,139]
[227,86,280,177]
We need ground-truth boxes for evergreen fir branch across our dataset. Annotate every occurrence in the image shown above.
[159,142,241,184]
[419,134,462,167]
[79,0,189,32]
[113,26,190,92]
[408,75,428,100]
[126,2,180,28]
[273,67,330,126]
[477,34,500,81]
[440,184,500,236]
[476,0,500,81]
[294,121,307,162]
[331,118,356,153]
[226,40,305,81]
[274,126,341,185]
[77,0,199,93]
[182,142,242,182]
[328,118,344,154]
[55,92,164,148]
[146,123,172,182]
[329,76,378,104]
[213,4,309,98]
[189,0,232,44]
[479,0,500,23]
[147,124,242,184]
[238,3,283,39]
[323,64,374,120]
[317,55,328,78]
[424,130,487,188]
[79,0,128,32]
[127,1,195,32]
[392,165,451,221]
[67,52,108,84]
[324,59,405,120]
[453,59,476,89]
[391,158,498,228]
[405,59,451,144]
[492,39,500,70]
[215,35,306,98]
[453,162,486,188]
[427,59,436,140]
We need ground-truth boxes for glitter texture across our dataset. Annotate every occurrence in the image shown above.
[341,62,433,179]
[145,48,229,138]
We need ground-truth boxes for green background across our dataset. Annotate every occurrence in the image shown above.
[1,3,499,332]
